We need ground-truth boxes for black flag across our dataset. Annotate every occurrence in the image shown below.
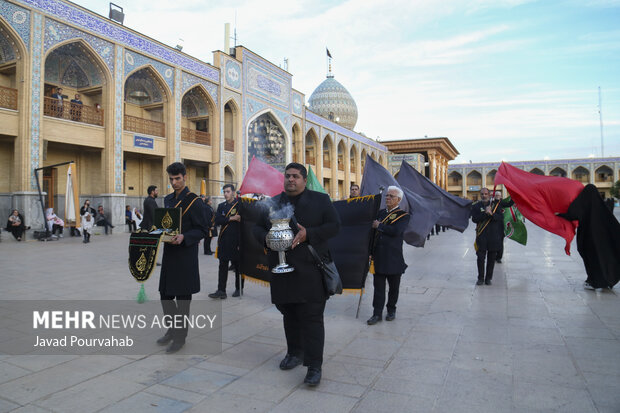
[326,47,332,58]
[239,198,271,285]
[360,155,439,247]
[328,195,381,290]
[396,160,472,232]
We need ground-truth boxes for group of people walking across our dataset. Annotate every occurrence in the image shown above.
[152,161,412,389]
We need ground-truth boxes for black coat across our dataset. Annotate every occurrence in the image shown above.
[159,187,208,296]
[216,199,240,261]
[140,196,158,231]
[254,189,341,304]
[471,199,506,252]
[372,208,410,275]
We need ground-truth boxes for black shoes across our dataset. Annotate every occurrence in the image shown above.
[156,334,173,346]
[496,259,502,263]
[304,367,322,386]
[476,279,484,286]
[166,340,185,353]
[204,251,214,255]
[232,289,241,297]
[485,279,492,285]
[385,312,396,321]
[279,354,303,370]
[208,290,227,299]
[367,315,382,325]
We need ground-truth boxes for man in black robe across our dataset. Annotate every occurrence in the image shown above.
[471,188,509,285]
[254,162,340,387]
[367,186,410,325]
[140,185,159,231]
[209,184,243,298]
[156,163,208,353]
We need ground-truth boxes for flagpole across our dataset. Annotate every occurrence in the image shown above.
[355,288,364,319]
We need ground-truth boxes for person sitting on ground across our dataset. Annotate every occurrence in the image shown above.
[6,209,27,241]
[81,212,94,243]
[125,205,137,232]
[96,205,114,234]
[46,208,64,237]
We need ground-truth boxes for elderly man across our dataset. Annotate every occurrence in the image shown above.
[471,188,505,285]
[367,186,410,325]
[254,162,340,387]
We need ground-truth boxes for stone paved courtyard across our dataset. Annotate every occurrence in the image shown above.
[1,218,620,413]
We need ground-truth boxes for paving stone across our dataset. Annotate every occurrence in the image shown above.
[32,375,145,413]
[270,388,358,413]
[98,391,192,413]
[1,218,619,412]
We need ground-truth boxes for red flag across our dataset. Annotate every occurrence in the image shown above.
[494,162,583,255]
[239,156,284,197]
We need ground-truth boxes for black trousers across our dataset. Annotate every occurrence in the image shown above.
[372,273,402,316]
[83,231,90,243]
[496,237,505,261]
[160,293,192,342]
[96,219,113,234]
[204,237,212,254]
[8,226,23,240]
[275,301,326,369]
[126,219,137,232]
[217,259,243,292]
[476,249,497,281]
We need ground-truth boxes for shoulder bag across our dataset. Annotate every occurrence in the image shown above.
[307,244,343,296]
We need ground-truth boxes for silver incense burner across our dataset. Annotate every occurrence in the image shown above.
[265,218,295,274]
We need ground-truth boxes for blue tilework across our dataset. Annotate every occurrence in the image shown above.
[124,50,173,95]
[114,44,123,193]
[29,12,42,189]
[15,0,219,82]
[44,18,114,75]
[181,71,218,106]
[0,1,30,50]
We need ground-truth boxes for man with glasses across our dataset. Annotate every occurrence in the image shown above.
[367,186,410,325]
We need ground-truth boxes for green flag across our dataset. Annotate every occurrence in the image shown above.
[503,197,527,245]
[307,166,327,194]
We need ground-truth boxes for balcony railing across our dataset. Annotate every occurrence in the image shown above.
[124,114,164,137]
[0,86,18,110]
[182,127,211,145]
[43,96,104,126]
[350,164,356,173]
[224,138,234,152]
[306,156,316,165]
[323,159,331,169]
[338,163,344,171]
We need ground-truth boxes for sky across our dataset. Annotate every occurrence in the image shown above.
[76,0,620,163]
